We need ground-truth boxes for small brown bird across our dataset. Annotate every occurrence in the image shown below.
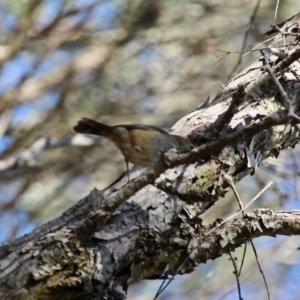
[73,117,193,168]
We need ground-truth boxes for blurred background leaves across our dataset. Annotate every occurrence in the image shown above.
[0,0,300,299]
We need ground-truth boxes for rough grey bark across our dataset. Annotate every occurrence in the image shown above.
[1,13,300,300]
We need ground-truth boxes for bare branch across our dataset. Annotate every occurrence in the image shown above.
[205,181,273,237]
[245,48,300,95]
[214,85,246,133]
[0,135,99,172]
[228,251,243,300]
[261,49,300,122]
[249,241,271,300]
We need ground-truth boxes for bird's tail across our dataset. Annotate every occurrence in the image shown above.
[73,118,113,137]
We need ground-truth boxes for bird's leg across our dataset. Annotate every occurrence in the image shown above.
[125,159,130,182]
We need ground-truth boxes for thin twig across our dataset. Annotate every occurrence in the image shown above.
[227,0,261,80]
[245,48,300,95]
[274,0,280,19]
[238,243,247,276]
[205,181,273,236]
[271,24,300,37]
[228,251,243,300]
[225,174,271,300]
[214,85,246,133]
[249,240,271,300]
[261,50,300,122]
[153,277,174,300]
[153,278,167,300]
[224,173,244,211]
[153,237,196,300]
